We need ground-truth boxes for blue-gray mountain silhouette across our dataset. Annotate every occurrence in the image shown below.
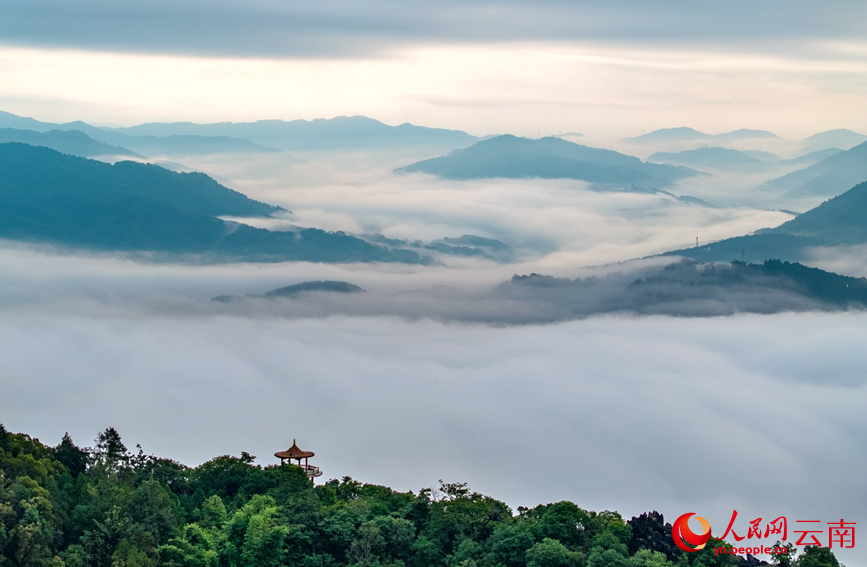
[213,280,366,302]
[0,143,422,263]
[756,141,867,197]
[649,146,841,173]
[396,135,696,186]
[0,127,140,158]
[626,127,778,144]
[649,147,761,171]
[1,110,474,155]
[664,179,867,263]
[802,129,867,152]
[0,110,281,156]
[102,115,478,152]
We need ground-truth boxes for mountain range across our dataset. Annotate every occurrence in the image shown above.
[0,143,422,263]
[664,179,867,263]
[648,146,843,173]
[0,127,140,159]
[108,115,479,152]
[755,141,867,197]
[625,127,779,144]
[0,110,479,156]
[628,127,867,153]
[396,135,697,187]
[802,129,867,152]
[211,259,867,320]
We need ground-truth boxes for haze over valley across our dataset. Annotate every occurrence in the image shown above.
[1,3,865,566]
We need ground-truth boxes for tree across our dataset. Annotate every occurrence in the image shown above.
[54,434,90,477]
[527,538,584,567]
[487,524,536,567]
[628,548,672,567]
[94,428,129,471]
[125,480,181,544]
[348,523,384,567]
[794,546,840,567]
[769,542,795,567]
[540,501,593,548]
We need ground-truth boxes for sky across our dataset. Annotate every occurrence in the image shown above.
[0,0,865,137]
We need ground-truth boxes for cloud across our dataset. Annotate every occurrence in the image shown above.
[170,153,794,267]
[805,243,867,278]
[0,309,864,566]
[1,1,864,59]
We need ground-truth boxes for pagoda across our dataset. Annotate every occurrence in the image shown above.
[275,440,322,481]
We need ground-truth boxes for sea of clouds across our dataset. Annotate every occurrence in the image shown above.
[1,310,864,565]
[2,149,865,566]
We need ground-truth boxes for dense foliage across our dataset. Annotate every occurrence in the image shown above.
[0,425,841,567]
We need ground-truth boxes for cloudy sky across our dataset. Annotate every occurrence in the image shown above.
[1,0,865,136]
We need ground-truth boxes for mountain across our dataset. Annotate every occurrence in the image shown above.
[498,259,867,317]
[0,143,422,263]
[0,109,51,131]
[626,127,707,143]
[756,141,867,197]
[105,115,479,152]
[264,280,364,297]
[626,127,778,144]
[742,150,782,162]
[4,422,813,567]
[713,128,779,141]
[648,147,762,171]
[664,180,867,263]
[0,111,281,156]
[787,147,843,165]
[396,135,696,187]
[0,110,477,154]
[0,128,140,158]
[649,146,843,173]
[108,134,280,156]
[802,129,867,152]
[214,280,365,301]
[212,259,867,319]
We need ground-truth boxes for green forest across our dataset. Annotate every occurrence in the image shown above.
[0,425,842,567]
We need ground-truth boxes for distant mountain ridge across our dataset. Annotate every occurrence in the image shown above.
[0,110,478,155]
[397,135,696,187]
[802,129,867,152]
[756,141,867,197]
[107,115,479,151]
[664,180,867,263]
[0,143,422,263]
[499,259,867,317]
[0,110,282,156]
[648,147,761,170]
[626,127,779,143]
[214,280,366,302]
[649,146,843,172]
[0,128,140,158]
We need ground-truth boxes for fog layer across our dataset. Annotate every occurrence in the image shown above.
[1,311,864,565]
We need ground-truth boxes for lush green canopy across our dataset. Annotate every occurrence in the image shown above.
[0,425,840,567]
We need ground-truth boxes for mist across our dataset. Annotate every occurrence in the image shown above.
[1,310,864,566]
[162,151,795,267]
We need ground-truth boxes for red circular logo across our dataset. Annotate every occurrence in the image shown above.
[672,513,712,552]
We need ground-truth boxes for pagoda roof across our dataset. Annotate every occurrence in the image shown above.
[275,439,314,460]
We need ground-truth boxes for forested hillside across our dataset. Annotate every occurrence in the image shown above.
[0,144,422,264]
[0,425,842,567]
